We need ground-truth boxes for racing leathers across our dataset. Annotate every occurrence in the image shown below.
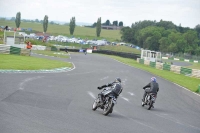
[142,81,159,102]
[97,81,123,105]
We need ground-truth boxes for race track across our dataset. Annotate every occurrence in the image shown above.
[0,53,200,133]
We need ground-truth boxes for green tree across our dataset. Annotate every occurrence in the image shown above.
[137,26,164,50]
[159,37,169,53]
[168,43,178,53]
[119,21,123,26]
[10,17,15,21]
[43,15,48,33]
[156,19,176,30]
[15,12,21,28]
[183,30,199,54]
[35,19,39,23]
[113,21,118,26]
[194,24,200,39]
[105,20,110,26]
[92,22,97,27]
[120,27,135,43]
[69,17,76,35]
[96,17,101,37]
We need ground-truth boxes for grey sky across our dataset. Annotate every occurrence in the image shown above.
[0,0,199,28]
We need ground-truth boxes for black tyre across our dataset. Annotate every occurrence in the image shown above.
[148,101,153,110]
[92,100,98,111]
[141,101,145,107]
[103,99,114,116]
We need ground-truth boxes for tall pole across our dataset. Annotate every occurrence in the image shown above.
[4,30,5,44]
[14,31,16,45]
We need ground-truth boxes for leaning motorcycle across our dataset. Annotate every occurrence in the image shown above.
[92,87,117,116]
[141,92,156,110]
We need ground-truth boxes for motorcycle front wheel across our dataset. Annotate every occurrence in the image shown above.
[103,99,114,116]
[92,99,98,111]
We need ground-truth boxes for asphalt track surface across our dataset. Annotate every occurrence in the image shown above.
[162,59,192,66]
[0,53,200,133]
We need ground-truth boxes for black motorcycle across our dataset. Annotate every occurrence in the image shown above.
[92,87,117,116]
[142,93,156,110]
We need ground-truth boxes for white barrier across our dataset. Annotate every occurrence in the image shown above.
[86,49,92,53]
[144,60,150,65]
[0,45,10,54]
[171,65,181,74]
[174,58,180,60]
[32,45,46,50]
[192,69,200,78]
[156,62,163,70]
[162,57,168,59]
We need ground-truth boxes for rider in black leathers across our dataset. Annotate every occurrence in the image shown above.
[142,77,159,102]
[97,78,123,105]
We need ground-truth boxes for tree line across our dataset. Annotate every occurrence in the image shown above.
[120,20,200,56]
[11,12,103,37]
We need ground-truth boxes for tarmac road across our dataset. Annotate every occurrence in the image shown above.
[0,53,200,133]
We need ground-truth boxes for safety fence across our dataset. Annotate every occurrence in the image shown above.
[137,58,200,78]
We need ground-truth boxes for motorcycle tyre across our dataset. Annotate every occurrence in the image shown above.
[103,100,114,116]
[92,99,98,111]
[148,101,153,110]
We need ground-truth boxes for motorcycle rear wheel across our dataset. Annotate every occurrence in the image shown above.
[148,101,153,110]
[103,99,114,116]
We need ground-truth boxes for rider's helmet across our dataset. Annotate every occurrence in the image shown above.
[151,77,156,82]
[115,77,121,83]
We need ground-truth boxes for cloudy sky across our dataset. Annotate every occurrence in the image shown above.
[0,0,199,28]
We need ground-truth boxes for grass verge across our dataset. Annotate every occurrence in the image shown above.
[108,55,200,92]
[99,45,141,55]
[0,54,72,70]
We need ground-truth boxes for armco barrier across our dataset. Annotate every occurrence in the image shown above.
[180,67,192,76]
[163,64,171,71]
[91,50,140,60]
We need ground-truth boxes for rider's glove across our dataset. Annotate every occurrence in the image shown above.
[143,87,145,89]
[97,86,102,90]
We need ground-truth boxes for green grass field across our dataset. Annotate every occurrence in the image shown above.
[0,20,121,41]
[0,54,72,70]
